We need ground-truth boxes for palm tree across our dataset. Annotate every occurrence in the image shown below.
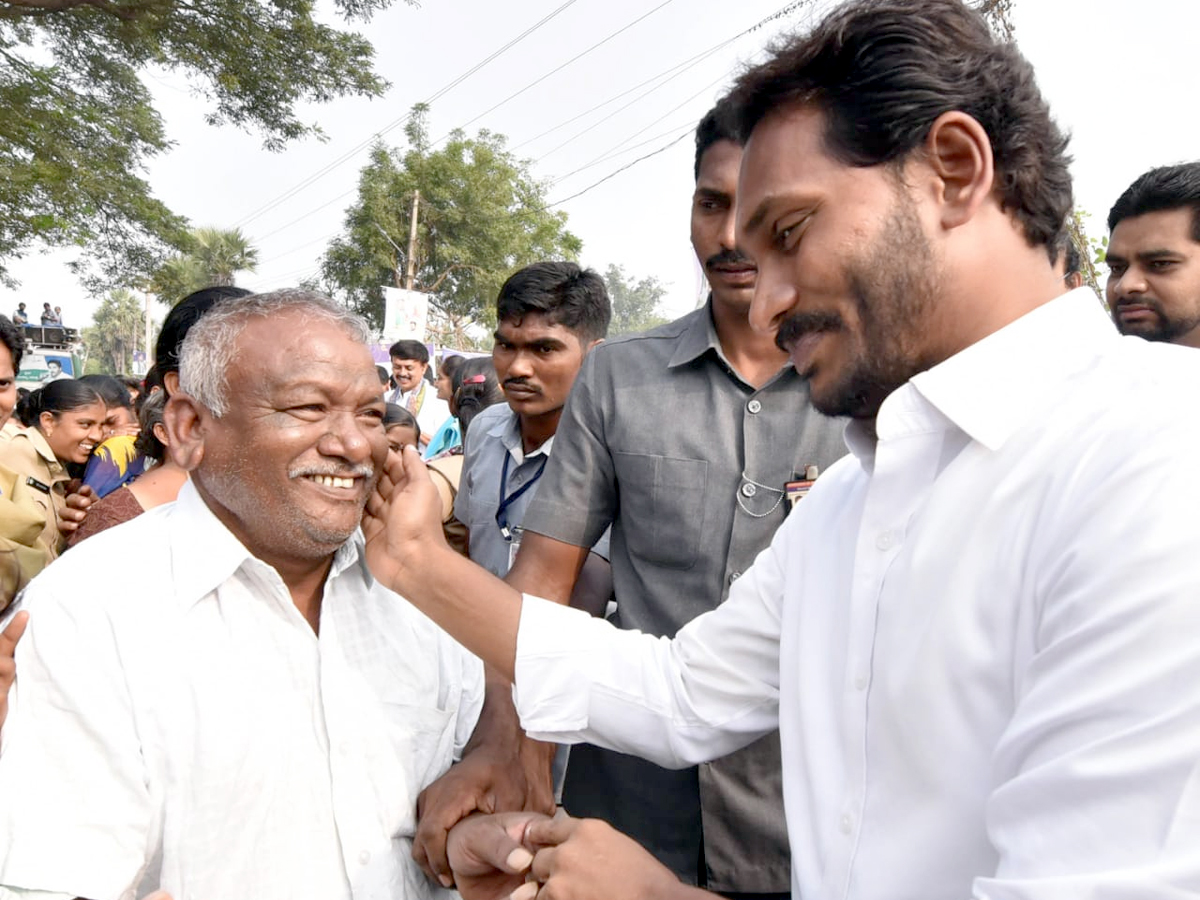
[191,226,259,286]
[151,226,260,304]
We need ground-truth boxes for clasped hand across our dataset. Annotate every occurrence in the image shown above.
[447,810,688,900]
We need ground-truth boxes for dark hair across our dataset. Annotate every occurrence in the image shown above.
[438,353,466,385]
[119,376,142,397]
[375,364,390,386]
[133,390,168,462]
[388,339,429,365]
[78,374,132,411]
[155,286,252,378]
[382,403,418,431]
[0,315,24,375]
[1107,163,1200,240]
[16,379,104,429]
[453,356,505,439]
[141,366,163,402]
[729,0,1072,258]
[495,261,611,344]
[694,95,742,181]
[1061,234,1082,278]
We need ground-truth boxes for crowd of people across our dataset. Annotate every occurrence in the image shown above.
[1,0,1199,898]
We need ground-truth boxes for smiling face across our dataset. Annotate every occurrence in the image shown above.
[40,401,107,464]
[492,313,588,421]
[103,405,139,438]
[738,105,943,420]
[692,139,757,313]
[1106,208,1200,347]
[191,312,388,566]
[391,356,427,393]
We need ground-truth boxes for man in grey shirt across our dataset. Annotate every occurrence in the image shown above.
[454,261,612,578]
[504,99,845,897]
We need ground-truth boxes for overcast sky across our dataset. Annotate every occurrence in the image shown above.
[3,0,1196,331]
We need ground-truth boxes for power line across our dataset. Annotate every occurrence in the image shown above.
[426,0,679,149]
[544,128,693,209]
[234,0,583,229]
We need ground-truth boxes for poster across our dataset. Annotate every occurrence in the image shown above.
[382,287,430,343]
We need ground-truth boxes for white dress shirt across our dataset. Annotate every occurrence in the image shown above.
[0,480,483,900]
[512,290,1200,900]
[390,381,450,445]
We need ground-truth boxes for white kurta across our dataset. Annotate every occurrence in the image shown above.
[0,480,482,900]
[512,290,1200,900]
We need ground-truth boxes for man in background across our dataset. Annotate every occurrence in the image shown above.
[388,339,449,449]
[1106,162,1200,347]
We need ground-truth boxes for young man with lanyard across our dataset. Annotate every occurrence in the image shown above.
[454,262,611,582]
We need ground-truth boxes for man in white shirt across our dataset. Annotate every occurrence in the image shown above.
[387,339,450,449]
[359,2,1200,899]
[0,290,483,900]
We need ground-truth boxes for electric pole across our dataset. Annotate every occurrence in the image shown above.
[405,190,420,291]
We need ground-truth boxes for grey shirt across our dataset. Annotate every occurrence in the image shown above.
[456,403,608,578]
[522,303,846,891]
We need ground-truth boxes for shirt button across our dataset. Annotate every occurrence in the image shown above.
[875,530,895,550]
[741,483,757,498]
[747,399,762,414]
[358,850,371,865]
[839,814,853,834]
[854,674,868,691]
[729,571,741,583]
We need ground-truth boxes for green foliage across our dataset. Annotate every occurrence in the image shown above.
[150,226,259,304]
[82,288,146,375]
[0,0,413,290]
[321,107,583,337]
[603,263,668,336]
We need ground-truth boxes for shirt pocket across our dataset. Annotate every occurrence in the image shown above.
[614,452,708,570]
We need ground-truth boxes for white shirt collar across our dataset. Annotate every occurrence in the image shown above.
[168,479,369,611]
[845,289,1116,465]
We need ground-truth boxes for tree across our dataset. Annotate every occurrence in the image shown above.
[0,0,414,290]
[151,226,260,303]
[83,288,146,375]
[320,106,582,344]
[604,264,668,336]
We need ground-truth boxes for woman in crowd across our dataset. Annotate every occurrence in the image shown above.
[428,356,506,556]
[423,353,467,459]
[0,379,106,559]
[79,374,145,499]
[69,392,186,546]
[383,404,420,454]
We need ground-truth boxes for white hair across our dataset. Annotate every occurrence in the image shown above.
[178,288,371,417]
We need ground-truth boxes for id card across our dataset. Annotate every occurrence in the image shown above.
[507,530,523,572]
[785,479,815,510]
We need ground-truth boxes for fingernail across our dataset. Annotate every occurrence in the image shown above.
[506,847,534,872]
[439,875,454,888]
[509,883,539,900]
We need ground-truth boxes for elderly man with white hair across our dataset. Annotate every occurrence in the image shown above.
[0,289,482,900]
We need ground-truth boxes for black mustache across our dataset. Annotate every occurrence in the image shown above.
[775,311,844,353]
[504,378,540,393]
[705,249,755,271]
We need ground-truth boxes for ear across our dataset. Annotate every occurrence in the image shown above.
[162,371,180,396]
[585,337,605,354]
[163,394,208,472]
[38,410,55,435]
[923,111,995,231]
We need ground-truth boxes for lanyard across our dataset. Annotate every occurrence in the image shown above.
[495,450,548,541]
